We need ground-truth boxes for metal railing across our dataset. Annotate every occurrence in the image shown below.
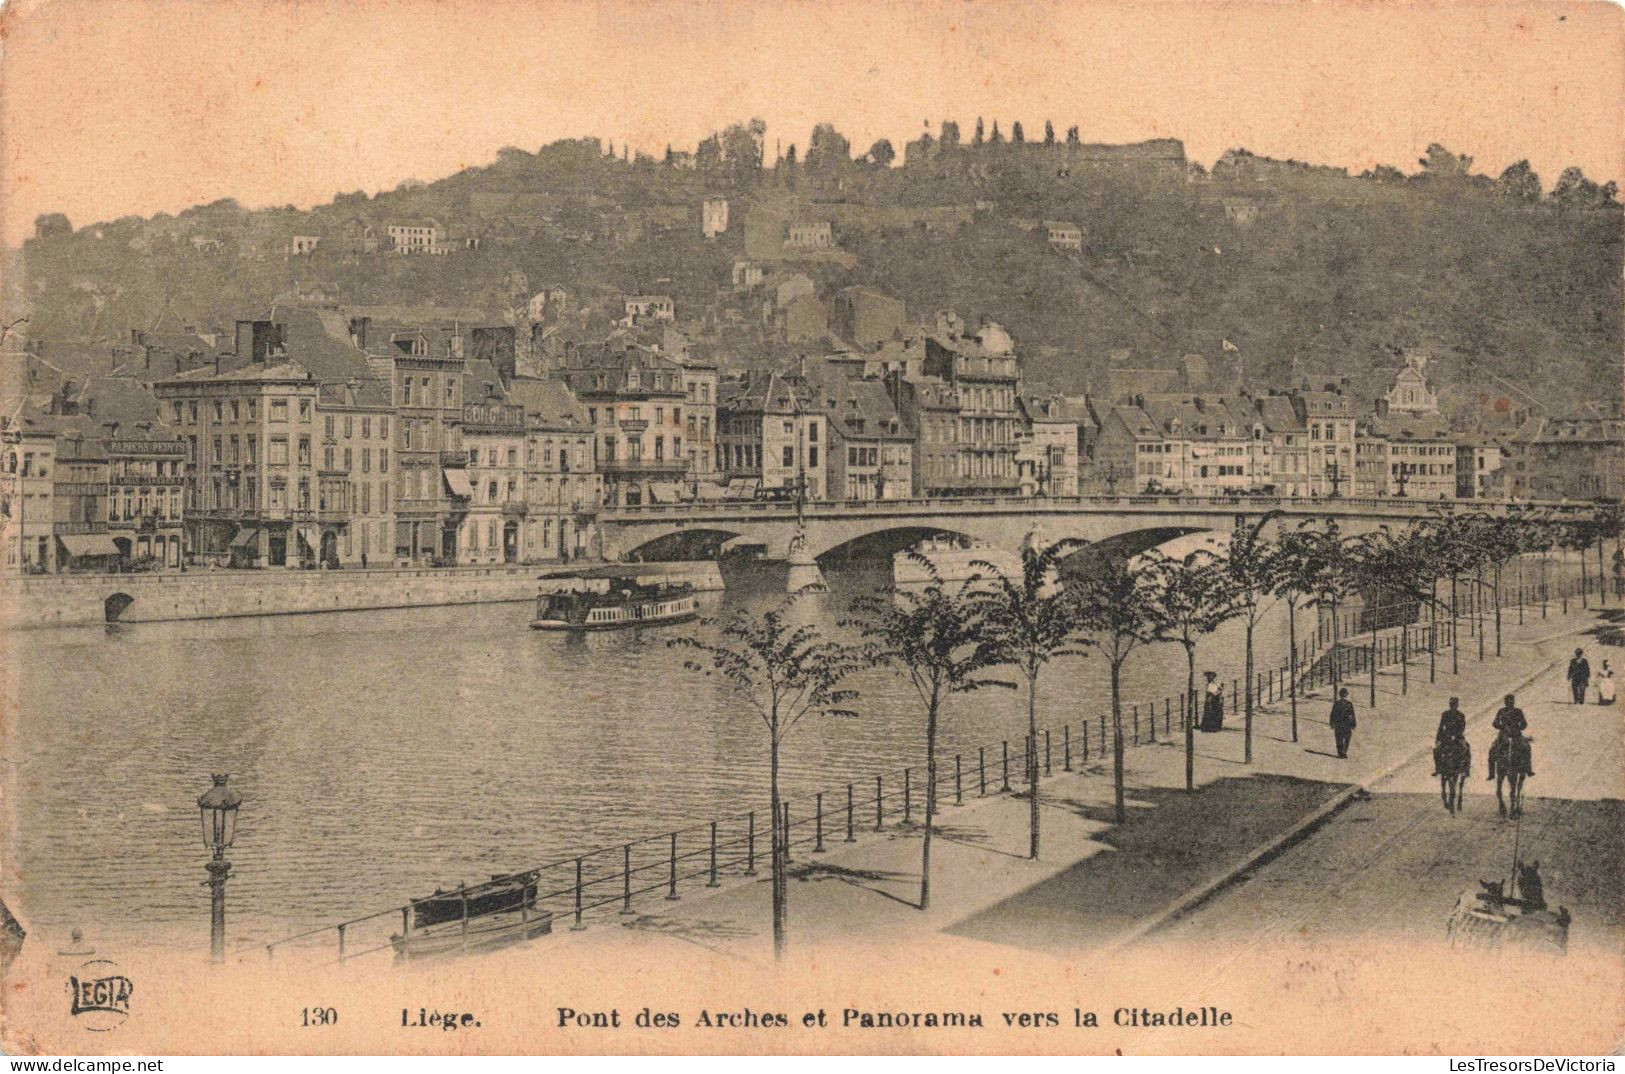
[260,565,1607,968]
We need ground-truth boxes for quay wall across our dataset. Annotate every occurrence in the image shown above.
[0,561,725,630]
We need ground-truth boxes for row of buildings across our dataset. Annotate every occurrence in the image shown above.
[3,308,1619,575]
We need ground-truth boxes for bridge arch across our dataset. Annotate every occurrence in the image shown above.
[104,592,135,623]
[814,525,982,567]
[621,527,748,562]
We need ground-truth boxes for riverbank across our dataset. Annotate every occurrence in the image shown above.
[0,560,725,628]
[539,605,1613,962]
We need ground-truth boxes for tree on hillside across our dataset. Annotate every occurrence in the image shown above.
[806,123,852,174]
[1066,126,1080,145]
[974,117,985,145]
[1498,160,1543,202]
[867,139,896,167]
[1417,143,1474,180]
[940,120,961,152]
[989,121,1004,144]
[33,213,72,240]
[1044,120,1056,145]
[1551,166,1619,209]
[1011,121,1026,144]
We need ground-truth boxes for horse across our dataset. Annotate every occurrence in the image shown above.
[1491,734,1533,818]
[1435,736,1471,815]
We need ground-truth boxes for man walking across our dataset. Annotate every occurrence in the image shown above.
[1329,687,1357,759]
[1567,648,1591,704]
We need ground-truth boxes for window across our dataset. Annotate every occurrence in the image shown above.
[213,400,224,421]
[404,424,414,450]
[299,399,312,422]
[783,446,794,467]
[362,448,371,473]
[172,401,184,424]
[248,399,257,420]
[270,399,289,423]
[809,423,818,443]
[343,416,352,438]
[379,417,389,438]
[298,437,311,466]
[325,416,335,438]
[212,437,222,463]
[380,449,388,473]
[403,380,413,406]
[361,417,371,439]
[324,446,335,471]
[246,435,257,463]
[269,437,288,465]
[507,447,517,467]
[343,448,352,471]
[189,401,199,423]
[445,380,455,405]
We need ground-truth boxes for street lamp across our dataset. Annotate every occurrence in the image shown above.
[197,774,242,963]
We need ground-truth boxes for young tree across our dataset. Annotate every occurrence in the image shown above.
[1223,514,1279,763]
[850,558,1008,906]
[1143,550,1237,791]
[1071,552,1163,823]
[971,536,1088,859]
[1044,120,1056,145]
[1270,527,1324,742]
[670,590,866,958]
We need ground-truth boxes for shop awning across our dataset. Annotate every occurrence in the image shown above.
[58,534,121,558]
[297,526,320,550]
[645,481,686,504]
[443,467,474,498]
[229,527,261,549]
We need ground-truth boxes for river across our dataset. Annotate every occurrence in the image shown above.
[3,554,1576,955]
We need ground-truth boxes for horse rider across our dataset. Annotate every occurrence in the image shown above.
[1488,693,1533,781]
[1431,696,1467,776]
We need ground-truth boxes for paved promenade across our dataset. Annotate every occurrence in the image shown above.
[552,604,1619,964]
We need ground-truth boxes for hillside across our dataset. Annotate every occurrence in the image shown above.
[9,131,1622,415]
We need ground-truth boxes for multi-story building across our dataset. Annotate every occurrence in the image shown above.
[459,390,528,564]
[830,286,906,347]
[914,314,1024,494]
[320,384,394,568]
[562,342,689,506]
[1502,402,1625,501]
[1455,437,1506,499]
[718,371,825,500]
[805,362,911,501]
[1383,352,1440,415]
[1045,220,1083,252]
[886,373,960,497]
[49,428,115,570]
[1288,389,1357,496]
[387,219,444,255]
[2,414,64,572]
[105,426,187,567]
[506,375,600,563]
[622,295,675,324]
[1087,402,1166,493]
[1017,389,1082,496]
[678,355,720,483]
[1362,406,1457,499]
[1252,393,1309,497]
[1137,395,1255,495]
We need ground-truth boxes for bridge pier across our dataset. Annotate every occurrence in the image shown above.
[785,543,826,593]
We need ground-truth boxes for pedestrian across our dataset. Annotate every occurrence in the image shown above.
[361,551,368,570]
[1567,648,1591,704]
[1199,670,1224,732]
[1597,660,1615,705]
[1488,693,1531,780]
[1329,687,1356,758]
[1431,696,1467,776]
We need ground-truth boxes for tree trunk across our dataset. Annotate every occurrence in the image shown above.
[1027,667,1040,860]
[1450,573,1459,675]
[1111,656,1126,824]
[1287,597,1299,742]
[1429,577,1437,683]
[1581,545,1590,608]
[1493,563,1503,656]
[770,734,785,960]
[1330,598,1341,685]
[921,684,939,910]
[1244,616,1255,764]
[1184,643,1196,790]
[1476,565,1485,662]
[1400,603,1409,695]
[1368,610,1378,709]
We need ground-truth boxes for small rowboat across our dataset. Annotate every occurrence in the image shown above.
[389,873,553,962]
[1446,886,1570,955]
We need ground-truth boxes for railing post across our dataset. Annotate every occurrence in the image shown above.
[845,784,856,842]
[744,813,757,876]
[622,844,635,912]
[1064,724,1073,771]
[461,890,470,949]
[903,768,912,825]
[978,746,986,795]
[1132,704,1139,745]
[814,793,826,854]
[1164,697,1172,736]
[955,754,963,804]
[665,834,679,900]
[876,775,884,830]
[1082,722,1089,762]
[1044,729,1052,775]
[709,820,723,882]
[1001,740,1011,792]
[401,905,411,951]
[337,923,346,963]
[573,857,587,929]
[1100,713,1107,753]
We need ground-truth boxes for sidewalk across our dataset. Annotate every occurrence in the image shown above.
[552,605,1609,964]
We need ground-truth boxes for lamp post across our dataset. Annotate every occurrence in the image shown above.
[197,774,242,963]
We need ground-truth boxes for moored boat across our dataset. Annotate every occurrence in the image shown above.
[530,580,698,631]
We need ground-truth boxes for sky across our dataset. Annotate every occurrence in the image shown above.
[2,0,1622,244]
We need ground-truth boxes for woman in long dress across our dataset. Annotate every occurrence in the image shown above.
[1199,671,1225,732]
[1597,660,1615,705]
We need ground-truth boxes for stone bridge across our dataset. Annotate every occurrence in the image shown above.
[597,494,1596,566]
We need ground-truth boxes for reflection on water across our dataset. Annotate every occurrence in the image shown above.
[9,562,1309,949]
